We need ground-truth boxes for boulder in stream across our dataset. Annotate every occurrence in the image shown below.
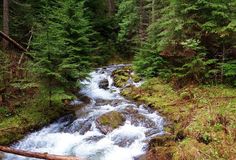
[96,111,125,134]
[98,79,109,90]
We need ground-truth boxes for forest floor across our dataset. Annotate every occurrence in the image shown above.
[0,84,69,145]
[113,66,236,160]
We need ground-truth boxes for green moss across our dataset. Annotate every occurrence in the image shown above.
[112,66,131,87]
[131,74,142,83]
[97,111,125,129]
[0,85,69,145]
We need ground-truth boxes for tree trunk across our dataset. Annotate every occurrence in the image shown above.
[107,0,115,16]
[0,146,81,160]
[152,0,155,23]
[138,0,148,41]
[2,0,9,49]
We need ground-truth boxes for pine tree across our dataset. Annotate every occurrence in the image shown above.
[30,0,98,105]
[61,0,97,87]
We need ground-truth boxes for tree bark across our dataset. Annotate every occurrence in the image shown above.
[2,0,9,49]
[107,0,115,16]
[152,0,155,23]
[0,146,81,160]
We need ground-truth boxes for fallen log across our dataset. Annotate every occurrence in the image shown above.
[0,146,81,160]
[0,31,27,52]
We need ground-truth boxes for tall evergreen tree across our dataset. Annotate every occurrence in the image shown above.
[31,0,98,105]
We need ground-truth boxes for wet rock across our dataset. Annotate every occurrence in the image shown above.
[95,99,113,106]
[95,99,123,107]
[111,99,123,107]
[123,106,138,114]
[79,121,92,135]
[99,79,109,90]
[85,135,105,142]
[113,135,137,147]
[145,128,162,137]
[64,119,92,134]
[79,95,91,104]
[75,107,91,118]
[96,111,125,134]
[130,114,156,128]
[70,94,91,108]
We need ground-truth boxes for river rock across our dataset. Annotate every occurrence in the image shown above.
[79,95,91,104]
[111,99,123,107]
[70,94,91,108]
[98,79,109,90]
[95,99,123,107]
[79,121,92,135]
[95,99,113,106]
[130,114,156,128]
[85,135,105,143]
[112,135,137,147]
[145,128,162,137]
[64,119,92,134]
[123,106,139,115]
[96,111,125,134]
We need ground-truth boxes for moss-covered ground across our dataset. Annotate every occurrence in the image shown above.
[0,85,70,145]
[113,67,236,160]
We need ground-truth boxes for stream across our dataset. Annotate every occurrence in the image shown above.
[4,64,164,160]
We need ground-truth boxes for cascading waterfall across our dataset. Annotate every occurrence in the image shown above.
[4,64,164,160]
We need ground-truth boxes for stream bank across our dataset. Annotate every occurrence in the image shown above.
[113,66,236,160]
[0,85,71,145]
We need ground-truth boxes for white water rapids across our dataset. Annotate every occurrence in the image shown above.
[4,64,164,160]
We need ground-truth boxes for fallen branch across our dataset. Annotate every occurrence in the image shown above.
[0,146,81,160]
[0,31,27,52]
[18,27,33,65]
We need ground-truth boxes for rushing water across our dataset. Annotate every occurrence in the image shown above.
[4,64,164,160]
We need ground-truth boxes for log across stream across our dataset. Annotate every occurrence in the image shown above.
[2,64,164,160]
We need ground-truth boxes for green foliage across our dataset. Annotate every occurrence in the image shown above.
[31,0,97,92]
[115,0,140,56]
[222,60,236,86]
[174,55,218,83]
[133,0,236,86]
[133,42,167,78]
[116,0,139,41]
[10,81,38,90]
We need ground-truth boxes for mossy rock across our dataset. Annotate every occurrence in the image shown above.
[131,74,142,83]
[112,67,132,87]
[96,111,125,134]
